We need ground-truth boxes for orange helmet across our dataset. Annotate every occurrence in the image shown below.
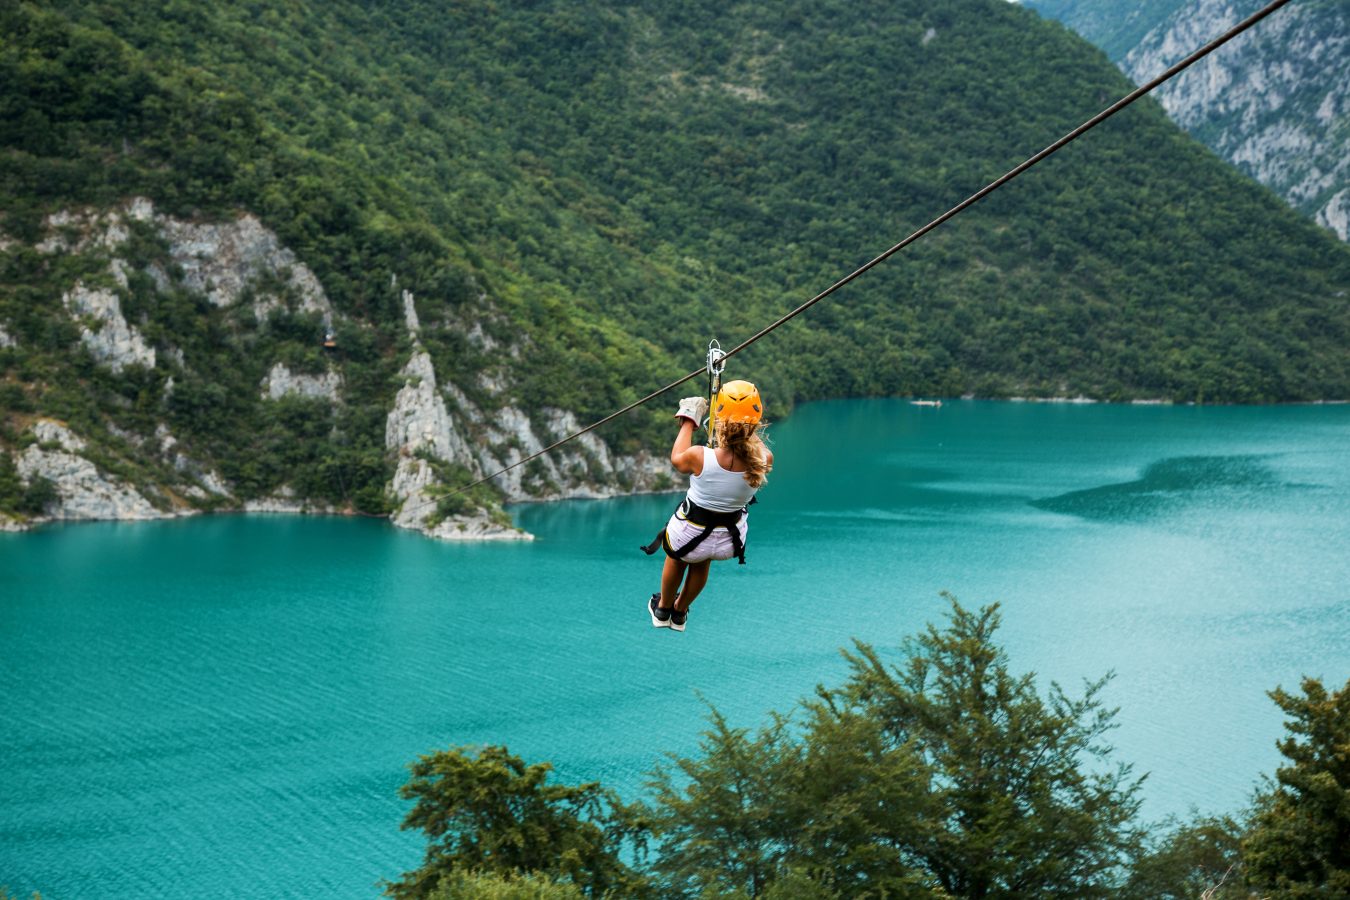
[716,380,763,424]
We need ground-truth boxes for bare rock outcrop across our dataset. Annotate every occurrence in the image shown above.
[157,210,333,323]
[385,350,478,469]
[1317,188,1349,240]
[40,197,337,321]
[242,485,334,515]
[17,421,169,522]
[154,424,229,499]
[63,282,156,373]
[1122,0,1349,240]
[384,348,529,539]
[261,362,342,402]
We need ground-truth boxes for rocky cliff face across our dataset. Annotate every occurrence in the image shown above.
[1022,0,1194,60]
[63,278,156,373]
[0,199,671,537]
[17,420,170,522]
[1026,0,1349,240]
[261,363,342,402]
[1123,0,1348,240]
[381,283,668,541]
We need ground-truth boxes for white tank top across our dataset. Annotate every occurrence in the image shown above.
[687,447,757,512]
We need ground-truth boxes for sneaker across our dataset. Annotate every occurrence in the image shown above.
[669,607,687,632]
[649,593,671,628]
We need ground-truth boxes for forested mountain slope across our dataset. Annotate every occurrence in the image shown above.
[2,0,1347,531]
[1025,0,1350,239]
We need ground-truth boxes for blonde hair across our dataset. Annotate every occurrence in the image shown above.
[717,420,771,489]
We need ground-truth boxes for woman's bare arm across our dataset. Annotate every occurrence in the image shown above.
[670,420,704,475]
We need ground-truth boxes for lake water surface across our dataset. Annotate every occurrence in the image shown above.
[3,399,1348,898]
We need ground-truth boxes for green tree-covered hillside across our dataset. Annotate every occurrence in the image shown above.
[2,0,1348,522]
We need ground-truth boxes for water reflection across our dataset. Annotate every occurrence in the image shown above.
[1032,455,1284,520]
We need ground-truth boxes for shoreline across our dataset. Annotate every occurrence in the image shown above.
[0,482,687,538]
[5,398,1347,536]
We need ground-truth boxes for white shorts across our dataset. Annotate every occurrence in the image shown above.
[662,505,749,563]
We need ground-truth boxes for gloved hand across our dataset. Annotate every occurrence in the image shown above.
[674,396,709,426]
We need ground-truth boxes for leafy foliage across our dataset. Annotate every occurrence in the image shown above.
[816,601,1144,897]
[1242,676,1350,897]
[391,607,1350,899]
[1122,813,1247,899]
[645,709,807,898]
[422,870,584,900]
[389,745,648,899]
[1126,676,1350,898]
[0,452,56,518]
[396,600,1145,899]
[645,598,1144,898]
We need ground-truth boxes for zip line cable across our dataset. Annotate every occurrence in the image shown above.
[407,0,1291,514]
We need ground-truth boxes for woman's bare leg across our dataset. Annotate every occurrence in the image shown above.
[660,557,686,609]
[675,560,711,612]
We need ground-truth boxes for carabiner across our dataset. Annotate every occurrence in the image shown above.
[706,339,726,380]
[706,339,726,447]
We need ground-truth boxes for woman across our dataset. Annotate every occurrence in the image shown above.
[643,380,773,632]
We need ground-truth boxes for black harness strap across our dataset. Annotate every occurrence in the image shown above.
[640,498,748,565]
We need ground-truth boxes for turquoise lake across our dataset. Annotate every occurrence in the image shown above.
[3,399,1348,898]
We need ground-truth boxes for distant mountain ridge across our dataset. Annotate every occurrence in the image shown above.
[1025,0,1350,240]
[1020,0,1194,60]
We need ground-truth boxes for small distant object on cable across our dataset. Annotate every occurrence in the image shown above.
[911,399,942,408]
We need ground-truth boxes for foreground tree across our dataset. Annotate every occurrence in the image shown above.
[645,596,1145,898]
[645,710,809,898]
[1122,813,1247,899]
[387,608,1346,898]
[1242,676,1350,897]
[422,870,583,900]
[386,745,647,899]
[808,598,1145,897]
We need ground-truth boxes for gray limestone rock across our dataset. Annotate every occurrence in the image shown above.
[63,282,156,373]
[18,421,167,521]
[261,362,343,402]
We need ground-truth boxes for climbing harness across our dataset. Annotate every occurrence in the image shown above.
[640,497,750,565]
[403,0,1294,513]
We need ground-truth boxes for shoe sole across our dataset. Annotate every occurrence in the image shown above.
[669,616,686,633]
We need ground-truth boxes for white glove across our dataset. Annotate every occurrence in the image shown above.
[674,396,709,426]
